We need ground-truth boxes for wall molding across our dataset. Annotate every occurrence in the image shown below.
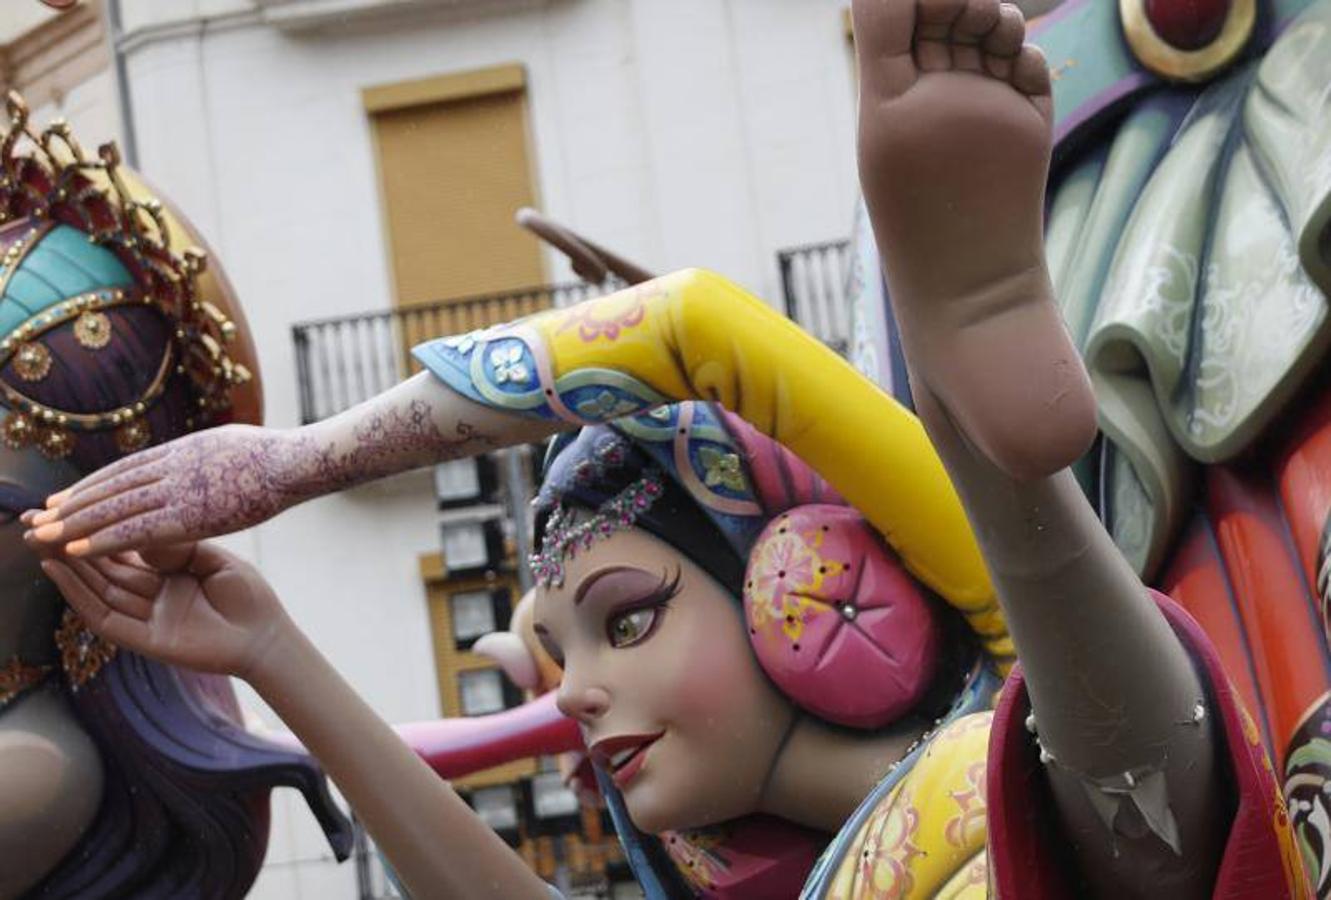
[255,0,547,32]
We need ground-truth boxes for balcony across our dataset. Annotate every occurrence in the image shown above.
[292,240,852,424]
[292,282,613,424]
[777,239,853,355]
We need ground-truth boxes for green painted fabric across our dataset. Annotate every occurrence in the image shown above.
[1051,1,1331,578]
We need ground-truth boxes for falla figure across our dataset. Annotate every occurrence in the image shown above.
[0,92,351,899]
[22,1,1315,897]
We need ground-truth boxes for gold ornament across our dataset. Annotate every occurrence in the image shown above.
[12,341,51,381]
[1119,0,1255,83]
[2,411,34,450]
[54,608,117,690]
[0,91,253,459]
[73,310,112,349]
[0,656,52,710]
[114,417,151,453]
[38,426,74,459]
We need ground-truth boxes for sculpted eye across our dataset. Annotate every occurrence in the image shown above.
[607,607,660,648]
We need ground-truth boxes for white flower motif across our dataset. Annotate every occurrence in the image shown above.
[443,331,481,355]
[489,344,530,385]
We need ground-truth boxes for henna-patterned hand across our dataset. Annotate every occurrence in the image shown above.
[23,424,309,556]
[41,543,292,679]
[24,395,499,557]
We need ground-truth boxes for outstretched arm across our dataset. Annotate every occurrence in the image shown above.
[853,0,1224,895]
[40,545,551,900]
[28,371,561,557]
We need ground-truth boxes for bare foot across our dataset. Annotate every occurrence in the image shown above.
[854,0,1097,481]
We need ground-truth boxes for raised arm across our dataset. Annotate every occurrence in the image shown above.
[38,545,551,900]
[851,0,1227,894]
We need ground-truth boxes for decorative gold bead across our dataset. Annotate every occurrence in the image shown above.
[38,428,74,460]
[0,657,52,711]
[115,419,151,454]
[2,413,34,450]
[54,609,116,690]
[73,310,112,349]
[12,342,52,382]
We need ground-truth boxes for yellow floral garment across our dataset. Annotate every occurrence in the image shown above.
[824,712,993,900]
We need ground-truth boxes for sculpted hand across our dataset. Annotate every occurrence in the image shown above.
[24,424,303,557]
[40,542,290,680]
[27,373,519,558]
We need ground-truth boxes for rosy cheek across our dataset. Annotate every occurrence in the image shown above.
[666,625,760,727]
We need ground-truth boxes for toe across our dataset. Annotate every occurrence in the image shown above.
[952,44,984,72]
[917,0,967,40]
[853,0,921,99]
[1011,44,1052,97]
[982,4,1026,58]
[915,38,954,72]
[952,0,1002,42]
[984,53,1015,80]
[851,0,917,60]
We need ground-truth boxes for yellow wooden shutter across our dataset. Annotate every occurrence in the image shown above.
[367,64,545,308]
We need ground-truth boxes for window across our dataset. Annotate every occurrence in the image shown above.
[366,65,543,306]
[451,590,498,643]
[531,771,579,820]
[434,458,482,505]
[458,668,506,716]
[469,785,519,833]
[440,519,491,570]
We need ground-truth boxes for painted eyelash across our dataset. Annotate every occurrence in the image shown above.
[605,567,682,647]
[614,567,683,614]
[537,568,685,664]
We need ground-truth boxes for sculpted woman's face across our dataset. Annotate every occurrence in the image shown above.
[534,527,796,834]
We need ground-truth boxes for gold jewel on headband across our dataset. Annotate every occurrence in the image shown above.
[0,91,252,458]
[12,341,50,381]
[115,418,151,453]
[54,608,116,690]
[73,310,112,349]
[0,656,52,710]
[530,469,666,588]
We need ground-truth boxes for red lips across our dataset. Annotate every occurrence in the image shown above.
[590,731,664,789]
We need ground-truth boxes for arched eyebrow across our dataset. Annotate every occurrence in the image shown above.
[573,566,640,606]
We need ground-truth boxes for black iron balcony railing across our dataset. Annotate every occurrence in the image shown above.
[292,241,852,424]
[777,238,853,355]
[292,282,613,424]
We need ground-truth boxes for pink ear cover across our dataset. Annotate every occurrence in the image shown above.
[743,505,939,729]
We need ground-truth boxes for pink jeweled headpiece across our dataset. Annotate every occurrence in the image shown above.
[529,469,665,588]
